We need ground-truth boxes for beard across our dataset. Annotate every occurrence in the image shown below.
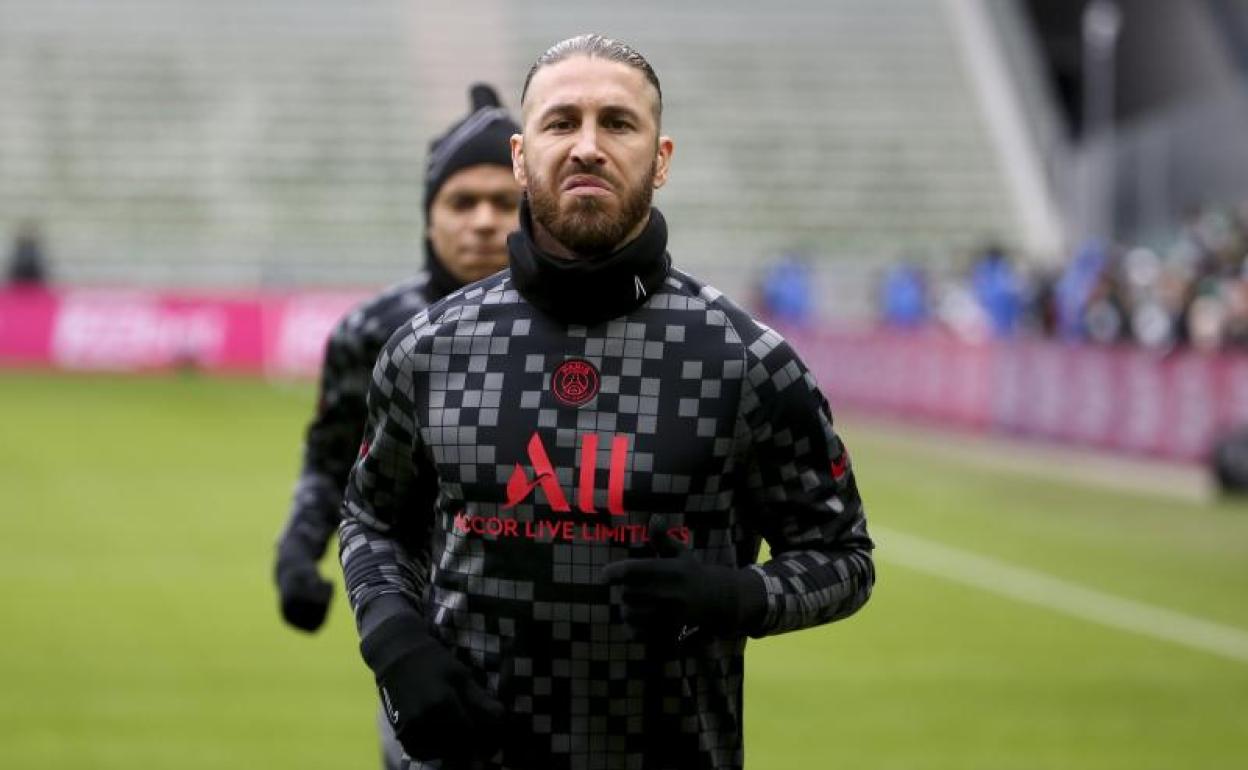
[527,158,656,256]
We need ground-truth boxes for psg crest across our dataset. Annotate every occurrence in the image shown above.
[552,358,600,407]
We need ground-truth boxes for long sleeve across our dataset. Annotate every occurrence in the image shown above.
[338,322,438,630]
[737,324,875,636]
[276,319,372,561]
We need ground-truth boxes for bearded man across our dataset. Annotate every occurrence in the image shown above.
[338,34,875,770]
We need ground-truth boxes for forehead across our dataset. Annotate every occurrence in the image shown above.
[524,55,657,120]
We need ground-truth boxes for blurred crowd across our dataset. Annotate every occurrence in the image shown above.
[879,200,1248,352]
[5,221,49,287]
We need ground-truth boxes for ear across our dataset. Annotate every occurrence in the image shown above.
[511,133,528,189]
[652,136,674,190]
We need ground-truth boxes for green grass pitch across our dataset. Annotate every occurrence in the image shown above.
[1,371,1246,769]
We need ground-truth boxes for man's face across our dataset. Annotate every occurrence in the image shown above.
[512,55,673,256]
[427,165,521,283]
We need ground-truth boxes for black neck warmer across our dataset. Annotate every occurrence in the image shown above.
[508,198,672,327]
[423,238,467,303]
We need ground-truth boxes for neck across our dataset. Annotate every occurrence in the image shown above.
[532,211,653,260]
[506,200,671,326]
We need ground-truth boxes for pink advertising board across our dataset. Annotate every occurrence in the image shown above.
[5,288,1246,462]
[0,286,367,378]
[784,326,1248,462]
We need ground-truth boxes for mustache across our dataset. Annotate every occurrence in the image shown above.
[560,162,618,188]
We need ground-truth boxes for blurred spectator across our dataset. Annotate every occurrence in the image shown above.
[757,251,814,327]
[1083,248,1140,345]
[6,221,50,287]
[878,261,928,329]
[969,243,1022,338]
[1054,239,1109,342]
[935,279,991,342]
[1020,268,1059,336]
[872,197,1248,351]
[1224,278,1248,346]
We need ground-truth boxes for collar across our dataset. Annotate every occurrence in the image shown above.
[507,198,672,326]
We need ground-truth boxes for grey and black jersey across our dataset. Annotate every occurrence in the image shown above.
[340,207,875,770]
[277,274,438,564]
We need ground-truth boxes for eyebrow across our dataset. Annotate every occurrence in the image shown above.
[600,105,644,123]
[536,102,645,124]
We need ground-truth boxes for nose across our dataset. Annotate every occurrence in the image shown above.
[471,201,503,231]
[569,124,605,167]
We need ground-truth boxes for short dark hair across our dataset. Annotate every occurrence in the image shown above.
[520,34,662,123]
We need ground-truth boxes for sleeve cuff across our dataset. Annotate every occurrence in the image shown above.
[359,609,430,678]
[358,592,422,638]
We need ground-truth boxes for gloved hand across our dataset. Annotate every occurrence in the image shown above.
[275,556,334,633]
[602,517,767,643]
[361,613,505,763]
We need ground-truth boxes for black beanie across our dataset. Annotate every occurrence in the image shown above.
[423,83,519,215]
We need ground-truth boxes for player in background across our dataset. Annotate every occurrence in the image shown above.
[273,83,521,770]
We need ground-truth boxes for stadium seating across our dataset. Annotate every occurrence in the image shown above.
[0,0,1016,310]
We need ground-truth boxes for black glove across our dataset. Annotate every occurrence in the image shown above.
[601,517,767,643]
[361,613,505,763]
[275,556,333,633]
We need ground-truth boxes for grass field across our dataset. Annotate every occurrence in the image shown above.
[2,371,1246,769]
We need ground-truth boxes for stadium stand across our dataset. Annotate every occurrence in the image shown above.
[0,0,1019,311]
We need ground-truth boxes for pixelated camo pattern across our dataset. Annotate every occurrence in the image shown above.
[277,274,434,561]
[340,268,874,770]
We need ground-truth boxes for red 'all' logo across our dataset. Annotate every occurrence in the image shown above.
[503,432,628,515]
[552,358,599,407]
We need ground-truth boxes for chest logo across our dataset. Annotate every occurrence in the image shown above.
[504,432,629,515]
[552,358,600,407]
